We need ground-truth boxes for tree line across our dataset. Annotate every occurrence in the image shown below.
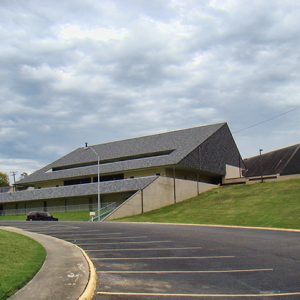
[0,172,10,187]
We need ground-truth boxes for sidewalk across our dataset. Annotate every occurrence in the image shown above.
[1,227,95,300]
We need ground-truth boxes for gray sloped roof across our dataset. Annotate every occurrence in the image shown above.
[0,176,157,204]
[243,144,300,177]
[18,123,226,184]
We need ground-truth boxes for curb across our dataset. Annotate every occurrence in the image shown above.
[113,221,300,233]
[77,245,97,300]
[1,227,96,300]
[0,227,48,299]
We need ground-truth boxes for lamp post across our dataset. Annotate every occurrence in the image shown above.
[259,148,263,183]
[84,143,101,221]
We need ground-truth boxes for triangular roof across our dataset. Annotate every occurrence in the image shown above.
[18,123,226,184]
[243,143,300,177]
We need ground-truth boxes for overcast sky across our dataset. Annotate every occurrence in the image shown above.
[1,0,300,182]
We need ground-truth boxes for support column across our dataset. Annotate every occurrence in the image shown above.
[173,166,176,204]
[141,189,144,214]
[197,173,199,195]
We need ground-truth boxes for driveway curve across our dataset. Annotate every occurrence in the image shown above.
[1,221,299,300]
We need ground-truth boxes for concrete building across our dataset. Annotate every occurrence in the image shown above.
[0,122,243,219]
[243,143,300,182]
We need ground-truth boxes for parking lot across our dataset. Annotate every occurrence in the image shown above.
[1,221,300,299]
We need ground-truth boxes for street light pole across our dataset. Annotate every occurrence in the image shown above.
[84,143,101,221]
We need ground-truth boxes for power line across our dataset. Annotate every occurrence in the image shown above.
[233,107,299,134]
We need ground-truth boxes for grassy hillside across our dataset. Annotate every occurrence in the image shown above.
[118,178,300,229]
[0,230,46,299]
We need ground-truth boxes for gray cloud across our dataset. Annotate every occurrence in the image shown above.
[1,0,300,180]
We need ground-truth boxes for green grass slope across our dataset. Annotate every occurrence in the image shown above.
[118,178,300,229]
[0,230,46,300]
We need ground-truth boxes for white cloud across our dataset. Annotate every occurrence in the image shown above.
[41,145,67,156]
[0,158,44,183]
[58,25,129,42]
[0,0,300,172]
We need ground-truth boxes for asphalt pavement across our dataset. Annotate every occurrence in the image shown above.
[1,220,300,300]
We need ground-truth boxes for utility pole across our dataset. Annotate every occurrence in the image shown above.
[259,149,263,183]
[10,171,17,192]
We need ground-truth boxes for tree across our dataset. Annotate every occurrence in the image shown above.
[21,172,28,179]
[0,172,10,187]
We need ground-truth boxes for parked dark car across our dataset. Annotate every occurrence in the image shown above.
[26,211,58,221]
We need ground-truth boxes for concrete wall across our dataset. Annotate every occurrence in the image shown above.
[106,176,218,220]
[104,191,143,220]
[225,164,242,179]
[176,179,198,202]
[277,174,300,181]
[143,177,174,212]
[246,173,300,184]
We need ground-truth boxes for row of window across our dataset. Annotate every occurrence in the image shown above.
[52,150,174,172]
[63,173,124,186]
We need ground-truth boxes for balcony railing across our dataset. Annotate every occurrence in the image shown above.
[0,202,115,216]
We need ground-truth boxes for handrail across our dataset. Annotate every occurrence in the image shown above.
[90,202,118,222]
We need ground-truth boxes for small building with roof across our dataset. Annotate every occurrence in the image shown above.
[0,122,244,219]
[243,144,300,182]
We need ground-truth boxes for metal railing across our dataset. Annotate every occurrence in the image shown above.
[90,202,118,222]
[0,202,116,216]
[0,187,11,193]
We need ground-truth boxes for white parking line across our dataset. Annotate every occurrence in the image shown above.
[67,236,148,241]
[98,268,273,274]
[22,227,81,233]
[27,225,79,230]
[87,246,202,252]
[77,240,172,246]
[55,232,123,237]
[35,230,112,234]
[92,255,235,261]
[97,291,300,298]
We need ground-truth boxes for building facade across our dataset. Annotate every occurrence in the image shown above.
[0,122,244,219]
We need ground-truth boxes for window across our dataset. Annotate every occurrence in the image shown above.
[64,178,91,186]
[93,174,124,182]
[52,150,175,171]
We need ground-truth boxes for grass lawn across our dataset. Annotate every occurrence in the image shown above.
[0,230,46,300]
[54,211,90,221]
[118,178,300,229]
[0,215,25,221]
[0,211,90,222]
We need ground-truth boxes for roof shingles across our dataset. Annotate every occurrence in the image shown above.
[18,123,225,184]
[0,176,157,203]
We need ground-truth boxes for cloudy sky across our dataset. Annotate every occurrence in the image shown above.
[1,0,300,182]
